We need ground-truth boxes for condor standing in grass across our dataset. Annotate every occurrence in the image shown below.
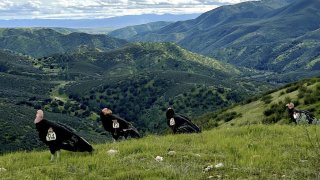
[34,110,93,161]
[166,108,201,134]
[100,108,140,141]
[286,102,319,124]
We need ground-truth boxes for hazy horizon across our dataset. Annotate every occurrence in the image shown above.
[0,0,253,20]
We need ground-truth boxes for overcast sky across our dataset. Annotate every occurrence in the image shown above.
[0,0,254,19]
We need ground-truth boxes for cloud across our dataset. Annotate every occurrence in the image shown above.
[0,0,253,19]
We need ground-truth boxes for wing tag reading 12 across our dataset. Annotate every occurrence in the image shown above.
[170,118,175,126]
[46,127,56,141]
[112,120,120,129]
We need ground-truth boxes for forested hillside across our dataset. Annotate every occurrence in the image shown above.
[130,0,320,74]
[108,21,172,40]
[0,28,128,57]
[0,50,106,154]
[0,41,271,153]
[28,42,269,134]
[0,0,319,157]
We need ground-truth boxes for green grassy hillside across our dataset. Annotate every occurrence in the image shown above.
[0,42,271,153]
[0,50,107,154]
[195,78,320,129]
[34,42,269,134]
[0,28,127,57]
[0,125,319,179]
[39,42,240,79]
[131,0,320,74]
[0,103,107,154]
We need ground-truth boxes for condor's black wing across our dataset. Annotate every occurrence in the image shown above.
[36,119,93,152]
[175,114,201,133]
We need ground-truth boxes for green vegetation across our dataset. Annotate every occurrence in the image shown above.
[0,42,270,153]
[195,78,320,129]
[0,28,127,57]
[109,21,172,40]
[1,125,320,179]
[0,50,107,154]
[60,74,244,133]
[32,42,268,134]
[131,0,320,74]
[0,103,107,154]
[1,4,320,180]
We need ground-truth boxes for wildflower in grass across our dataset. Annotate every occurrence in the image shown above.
[215,163,224,168]
[155,156,163,162]
[167,151,176,156]
[107,149,118,155]
[203,165,213,172]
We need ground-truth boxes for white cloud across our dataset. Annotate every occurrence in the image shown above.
[0,0,253,19]
[0,0,14,10]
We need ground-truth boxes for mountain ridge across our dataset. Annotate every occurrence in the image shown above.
[0,28,128,57]
[0,14,200,28]
[130,0,320,73]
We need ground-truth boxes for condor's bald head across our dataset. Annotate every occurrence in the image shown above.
[34,109,44,124]
[286,102,295,109]
[102,108,113,116]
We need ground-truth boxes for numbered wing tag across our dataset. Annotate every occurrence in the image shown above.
[293,112,300,120]
[169,118,175,126]
[112,120,120,129]
[46,127,56,141]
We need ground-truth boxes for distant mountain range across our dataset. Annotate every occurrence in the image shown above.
[108,21,172,40]
[128,0,320,73]
[0,14,200,29]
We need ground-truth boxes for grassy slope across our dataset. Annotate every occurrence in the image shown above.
[195,78,320,129]
[0,125,319,179]
[224,80,320,127]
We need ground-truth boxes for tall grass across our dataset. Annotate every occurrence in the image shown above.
[0,125,320,179]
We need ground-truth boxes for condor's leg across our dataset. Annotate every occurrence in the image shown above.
[56,150,60,160]
[112,134,120,143]
[49,146,56,161]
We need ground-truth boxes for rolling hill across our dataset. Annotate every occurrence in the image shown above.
[0,42,271,153]
[108,21,172,40]
[195,77,320,129]
[0,28,128,58]
[0,50,107,154]
[130,0,320,73]
[30,42,270,134]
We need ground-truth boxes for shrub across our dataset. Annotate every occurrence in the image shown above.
[284,96,292,104]
[297,86,308,98]
[261,95,272,104]
[304,94,317,105]
[286,85,300,93]
[263,101,286,123]
[264,108,274,116]
[223,112,242,122]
